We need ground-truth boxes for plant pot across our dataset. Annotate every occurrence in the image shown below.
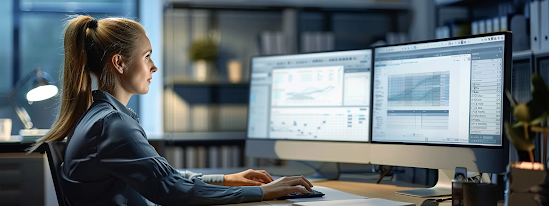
[193,60,216,82]
[505,161,548,206]
[227,60,242,83]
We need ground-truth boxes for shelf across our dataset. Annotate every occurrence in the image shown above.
[512,50,533,59]
[170,81,249,87]
[167,76,249,87]
[533,50,549,57]
[436,0,520,7]
[148,132,246,141]
[435,0,463,7]
[170,132,246,141]
[168,0,410,11]
[148,132,246,145]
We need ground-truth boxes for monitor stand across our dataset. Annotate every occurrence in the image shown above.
[256,162,340,182]
[308,162,340,181]
[395,169,453,197]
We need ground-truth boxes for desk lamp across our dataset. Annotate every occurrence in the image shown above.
[7,68,58,141]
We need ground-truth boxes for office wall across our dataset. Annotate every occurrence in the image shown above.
[0,0,13,93]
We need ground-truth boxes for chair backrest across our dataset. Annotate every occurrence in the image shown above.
[43,141,69,206]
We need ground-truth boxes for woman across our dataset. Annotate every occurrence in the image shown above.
[29,15,313,206]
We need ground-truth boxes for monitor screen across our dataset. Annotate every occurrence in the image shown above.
[248,50,371,142]
[372,34,505,146]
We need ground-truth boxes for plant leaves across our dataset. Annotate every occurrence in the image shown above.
[527,100,546,126]
[189,38,218,62]
[513,103,531,122]
[531,74,549,112]
[530,112,548,126]
[504,122,535,152]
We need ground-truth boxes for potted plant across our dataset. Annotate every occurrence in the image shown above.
[189,37,218,82]
[504,73,549,205]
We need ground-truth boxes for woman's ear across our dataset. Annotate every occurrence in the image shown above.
[111,54,125,74]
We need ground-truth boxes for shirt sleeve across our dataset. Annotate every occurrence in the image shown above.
[96,112,263,206]
[178,171,224,186]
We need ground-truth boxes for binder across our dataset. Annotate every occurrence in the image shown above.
[435,27,443,39]
[493,17,500,32]
[231,145,241,167]
[471,21,479,35]
[185,146,197,168]
[197,146,207,168]
[486,19,493,33]
[501,15,508,31]
[435,26,450,39]
[541,0,549,50]
[479,20,486,34]
[221,145,232,168]
[531,0,541,51]
[209,146,220,168]
[166,146,184,169]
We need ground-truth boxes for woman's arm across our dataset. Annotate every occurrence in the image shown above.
[96,112,263,206]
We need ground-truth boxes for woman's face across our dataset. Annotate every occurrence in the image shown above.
[122,34,157,95]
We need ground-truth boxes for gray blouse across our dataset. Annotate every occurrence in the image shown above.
[61,90,263,206]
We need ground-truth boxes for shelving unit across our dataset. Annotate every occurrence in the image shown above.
[162,0,412,169]
[163,0,411,132]
[434,0,527,42]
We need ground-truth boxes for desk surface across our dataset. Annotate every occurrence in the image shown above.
[312,180,451,206]
[187,167,453,206]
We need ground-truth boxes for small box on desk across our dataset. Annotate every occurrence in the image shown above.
[505,162,547,206]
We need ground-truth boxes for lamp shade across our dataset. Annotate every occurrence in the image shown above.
[26,70,58,102]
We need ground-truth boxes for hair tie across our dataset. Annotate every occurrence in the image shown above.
[88,19,98,29]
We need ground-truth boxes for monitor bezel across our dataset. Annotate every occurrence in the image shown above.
[370,31,512,149]
[246,48,373,143]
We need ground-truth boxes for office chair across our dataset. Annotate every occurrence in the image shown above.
[42,141,69,206]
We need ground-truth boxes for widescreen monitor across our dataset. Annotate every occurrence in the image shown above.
[370,32,511,197]
[246,50,372,167]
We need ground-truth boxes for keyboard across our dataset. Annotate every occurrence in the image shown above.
[276,189,325,200]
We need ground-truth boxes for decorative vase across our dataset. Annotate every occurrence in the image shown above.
[505,161,548,206]
[227,60,242,83]
[193,60,216,82]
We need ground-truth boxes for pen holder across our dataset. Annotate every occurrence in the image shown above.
[452,179,465,206]
[462,182,498,206]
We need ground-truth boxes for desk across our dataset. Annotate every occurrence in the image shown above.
[312,181,451,206]
[186,167,455,206]
[0,140,31,153]
[191,166,507,206]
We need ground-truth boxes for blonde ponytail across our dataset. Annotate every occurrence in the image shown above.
[28,15,145,153]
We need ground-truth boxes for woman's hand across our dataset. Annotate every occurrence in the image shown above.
[260,176,314,200]
[224,169,274,186]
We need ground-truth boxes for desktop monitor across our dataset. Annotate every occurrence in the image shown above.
[246,50,372,178]
[370,32,511,197]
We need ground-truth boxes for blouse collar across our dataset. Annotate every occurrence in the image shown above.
[92,90,140,123]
